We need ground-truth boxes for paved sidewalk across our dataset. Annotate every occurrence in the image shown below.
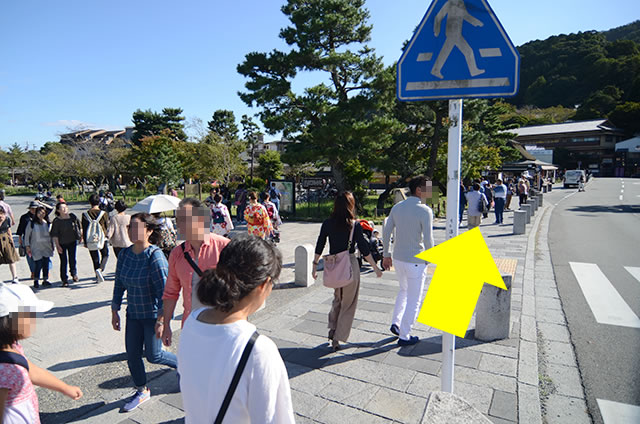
[2,189,587,423]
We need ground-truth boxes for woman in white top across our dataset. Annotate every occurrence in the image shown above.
[107,200,132,260]
[178,234,295,424]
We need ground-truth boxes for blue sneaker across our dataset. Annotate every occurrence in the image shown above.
[124,388,150,412]
[397,336,420,346]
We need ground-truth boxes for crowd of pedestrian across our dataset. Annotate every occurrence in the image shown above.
[458,175,535,228]
[0,172,544,421]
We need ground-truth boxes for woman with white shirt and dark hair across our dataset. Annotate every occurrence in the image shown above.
[178,234,294,424]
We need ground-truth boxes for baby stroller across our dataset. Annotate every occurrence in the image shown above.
[268,230,281,245]
[356,219,384,269]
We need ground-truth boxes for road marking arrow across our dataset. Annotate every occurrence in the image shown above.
[415,227,506,337]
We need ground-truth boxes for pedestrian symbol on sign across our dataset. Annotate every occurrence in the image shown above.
[431,0,485,79]
[397,0,520,101]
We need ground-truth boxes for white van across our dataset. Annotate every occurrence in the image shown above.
[564,170,586,188]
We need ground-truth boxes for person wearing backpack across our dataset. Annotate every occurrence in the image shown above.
[210,194,234,237]
[268,182,281,211]
[82,194,110,283]
[262,192,282,243]
[244,192,273,240]
[0,283,83,422]
[50,202,82,287]
[111,213,176,412]
[465,183,488,230]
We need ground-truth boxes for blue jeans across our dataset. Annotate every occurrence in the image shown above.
[34,257,50,281]
[459,203,465,223]
[494,197,505,223]
[125,317,177,388]
[27,255,52,274]
[26,253,34,272]
[237,203,246,222]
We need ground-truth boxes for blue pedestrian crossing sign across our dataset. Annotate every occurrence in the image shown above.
[397,0,520,101]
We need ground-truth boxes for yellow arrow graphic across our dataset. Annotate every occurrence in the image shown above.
[415,227,507,338]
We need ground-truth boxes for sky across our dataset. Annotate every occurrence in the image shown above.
[1,0,638,150]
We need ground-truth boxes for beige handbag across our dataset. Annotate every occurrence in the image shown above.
[322,223,356,289]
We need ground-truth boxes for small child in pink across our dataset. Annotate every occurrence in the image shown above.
[0,283,83,423]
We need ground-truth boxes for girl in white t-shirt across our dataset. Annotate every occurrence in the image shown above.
[178,234,295,424]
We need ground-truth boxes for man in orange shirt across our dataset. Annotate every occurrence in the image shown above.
[157,198,229,347]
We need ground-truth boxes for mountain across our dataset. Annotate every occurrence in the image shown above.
[509,22,640,129]
[602,20,640,44]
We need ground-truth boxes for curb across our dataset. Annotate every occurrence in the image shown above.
[517,202,547,424]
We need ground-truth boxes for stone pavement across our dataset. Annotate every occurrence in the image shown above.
[0,188,588,423]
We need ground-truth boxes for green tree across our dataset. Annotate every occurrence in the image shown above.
[609,101,640,135]
[208,110,239,141]
[256,150,283,181]
[200,132,247,185]
[575,85,623,120]
[237,0,396,195]
[131,108,187,145]
[130,131,183,190]
[6,143,25,186]
[240,114,262,185]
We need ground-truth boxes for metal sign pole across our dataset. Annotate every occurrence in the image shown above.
[442,98,463,392]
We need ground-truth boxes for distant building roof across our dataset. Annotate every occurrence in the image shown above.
[59,128,131,145]
[615,136,640,152]
[510,119,620,137]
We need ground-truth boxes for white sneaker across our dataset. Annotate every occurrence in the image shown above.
[11,278,19,284]
[96,269,105,283]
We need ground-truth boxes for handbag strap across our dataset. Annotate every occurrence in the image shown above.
[347,221,356,250]
[214,331,259,424]
[181,242,203,277]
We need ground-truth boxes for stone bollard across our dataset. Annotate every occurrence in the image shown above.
[475,274,512,341]
[513,210,527,235]
[520,204,532,224]
[295,244,315,287]
[530,196,537,213]
[537,193,543,207]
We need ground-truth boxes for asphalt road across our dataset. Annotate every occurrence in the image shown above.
[548,177,640,424]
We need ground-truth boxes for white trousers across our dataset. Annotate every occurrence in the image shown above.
[392,259,429,340]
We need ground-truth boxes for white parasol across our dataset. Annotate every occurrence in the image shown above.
[131,195,181,214]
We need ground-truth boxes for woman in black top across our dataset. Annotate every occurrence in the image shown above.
[312,192,382,351]
[50,202,81,286]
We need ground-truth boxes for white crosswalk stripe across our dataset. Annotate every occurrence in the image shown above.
[598,399,640,424]
[625,266,640,283]
[569,262,640,329]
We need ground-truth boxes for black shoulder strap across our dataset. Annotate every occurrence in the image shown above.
[181,242,203,277]
[0,351,29,371]
[214,331,259,424]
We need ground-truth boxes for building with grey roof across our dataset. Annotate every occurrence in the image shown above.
[510,119,626,176]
